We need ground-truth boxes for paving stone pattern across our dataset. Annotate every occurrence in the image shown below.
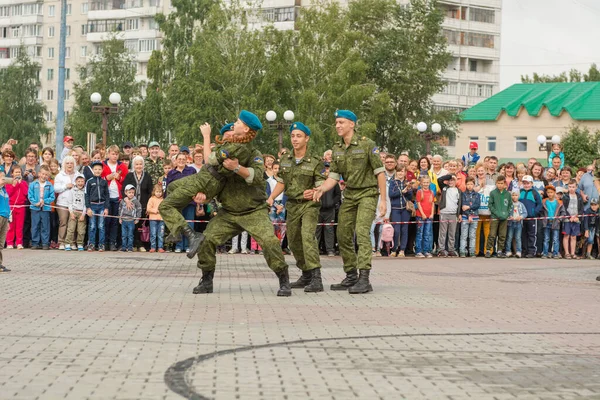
[0,250,599,400]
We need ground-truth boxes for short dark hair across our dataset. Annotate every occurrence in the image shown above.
[496,174,506,183]
[552,155,561,161]
[466,177,475,184]
[489,156,498,162]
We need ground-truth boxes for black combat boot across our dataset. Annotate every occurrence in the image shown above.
[330,269,358,291]
[275,268,292,297]
[304,268,324,293]
[290,270,312,289]
[182,225,205,259]
[192,270,215,294]
[348,270,373,294]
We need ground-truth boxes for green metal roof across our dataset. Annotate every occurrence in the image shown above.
[460,82,600,122]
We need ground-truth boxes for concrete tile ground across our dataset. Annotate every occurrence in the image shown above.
[0,249,599,399]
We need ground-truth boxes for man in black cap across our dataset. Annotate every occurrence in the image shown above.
[122,142,134,161]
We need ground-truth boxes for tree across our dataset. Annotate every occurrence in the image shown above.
[561,124,600,168]
[66,37,141,147]
[0,49,48,154]
[363,0,454,156]
[521,64,600,83]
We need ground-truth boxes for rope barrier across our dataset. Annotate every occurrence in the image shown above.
[8,204,598,227]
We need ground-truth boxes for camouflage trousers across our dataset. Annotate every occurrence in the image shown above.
[337,195,378,272]
[197,207,287,273]
[158,172,224,236]
[285,200,321,272]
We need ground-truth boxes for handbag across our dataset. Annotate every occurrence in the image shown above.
[396,180,416,217]
[139,221,150,242]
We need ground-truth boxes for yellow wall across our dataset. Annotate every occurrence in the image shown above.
[457,107,600,163]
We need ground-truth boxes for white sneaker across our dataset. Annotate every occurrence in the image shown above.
[241,249,248,254]
[174,248,182,253]
[58,244,65,250]
[138,247,146,252]
[64,245,72,251]
[228,249,237,254]
[505,251,512,258]
[185,248,190,253]
[6,245,13,249]
[17,245,23,250]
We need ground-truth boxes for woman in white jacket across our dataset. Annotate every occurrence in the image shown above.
[53,156,83,249]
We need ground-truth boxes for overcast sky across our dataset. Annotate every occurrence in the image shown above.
[500,0,600,89]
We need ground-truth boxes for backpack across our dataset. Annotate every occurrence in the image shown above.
[380,223,394,247]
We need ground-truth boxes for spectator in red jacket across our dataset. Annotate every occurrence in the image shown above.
[101,145,128,251]
[5,165,28,249]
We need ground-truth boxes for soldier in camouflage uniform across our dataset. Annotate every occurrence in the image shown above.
[313,110,387,294]
[144,141,164,185]
[267,122,326,293]
[190,147,292,297]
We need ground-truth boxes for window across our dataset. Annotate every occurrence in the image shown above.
[23,3,42,15]
[468,136,479,143]
[124,39,137,52]
[0,48,8,59]
[487,136,496,152]
[467,33,495,49]
[48,5,55,16]
[12,26,21,38]
[148,18,159,30]
[46,111,53,122]
[47,90,54,100]
[81,2,89,13]
[48,47,54,58]
[36,89,41,100]
[80,46,87,57]
[10,47,21,58]
[67,3,72,14]
[459,82,467,96]
[11,5,22,16]
[470,7,495,24]
[47,68,54,80]
[448,82,458,95]
[48,26,55,37]
[81,24,88,35]
[66,68,70,80]
[469,60,477,72]
[138,39,157,52]
[64,90,70,100]
[0,27,7,38]
[0,6,9,17]
[66,25,71,36]
[126,18,139,30]
[515,137,527,152]
[65,47,70,58]
[23,25,41,37]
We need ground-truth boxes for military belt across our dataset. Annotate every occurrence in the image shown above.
[205,165,225,182]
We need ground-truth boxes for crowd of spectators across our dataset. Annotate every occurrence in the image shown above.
[0,137,599,262]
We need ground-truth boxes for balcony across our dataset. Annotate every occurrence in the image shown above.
[88,0,159,19]
[447,44,499,60]
[443,18,501,34]
[0,36,43,47]
[0,14,43,26]
[443,69,498,84]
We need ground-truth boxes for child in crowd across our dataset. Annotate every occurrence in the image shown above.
[462,142,480,171]
[562,179,584,259]
[119,184,142,252]
[388,166,412,257]
[146,183,165,253]
[48,158,60,249]
[506,189,527,258]
[583,198,599,259]
[519,175,543,258]
[547,143,565,170]
[161,159,173,195]
[415,175,435,258]
[28,165,55,250]
[5,165,28,249]
[486,175,511,258]
[85,161,109,252]
[540,185,563,259]
[459,177,480,257]
[0,172,11,271]
[65,175,87,251]
[438,175,462,257]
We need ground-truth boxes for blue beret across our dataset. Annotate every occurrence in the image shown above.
[91,160,103,168]
[220,123,234,135]
[334,110,357,123]
[180,146,190,153]
[289,121,311,136]
[239,110,263,131]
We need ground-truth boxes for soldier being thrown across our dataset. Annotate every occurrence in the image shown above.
[313,110,387,294]
[267,122,327,293]
[159,110,261,259]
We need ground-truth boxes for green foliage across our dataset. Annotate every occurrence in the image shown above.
[0,49,48,154]
[67,37,141,147]
[561,124,600,168]
[521,64,600,83]
[132,0,452,156]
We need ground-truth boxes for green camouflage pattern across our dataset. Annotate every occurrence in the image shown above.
[285,200,321,271]
[337,191,378,272]
[210,142,254,177]
[329,133,384,200]
[144,157,164,186]
[278,152,326,200]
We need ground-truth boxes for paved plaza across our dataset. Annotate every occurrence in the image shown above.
[1,249,600,400]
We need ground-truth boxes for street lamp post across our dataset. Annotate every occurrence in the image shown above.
[265,110,295,152]
[417,122,442,155]
[90,92,121,146]
[537,134,561,163]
